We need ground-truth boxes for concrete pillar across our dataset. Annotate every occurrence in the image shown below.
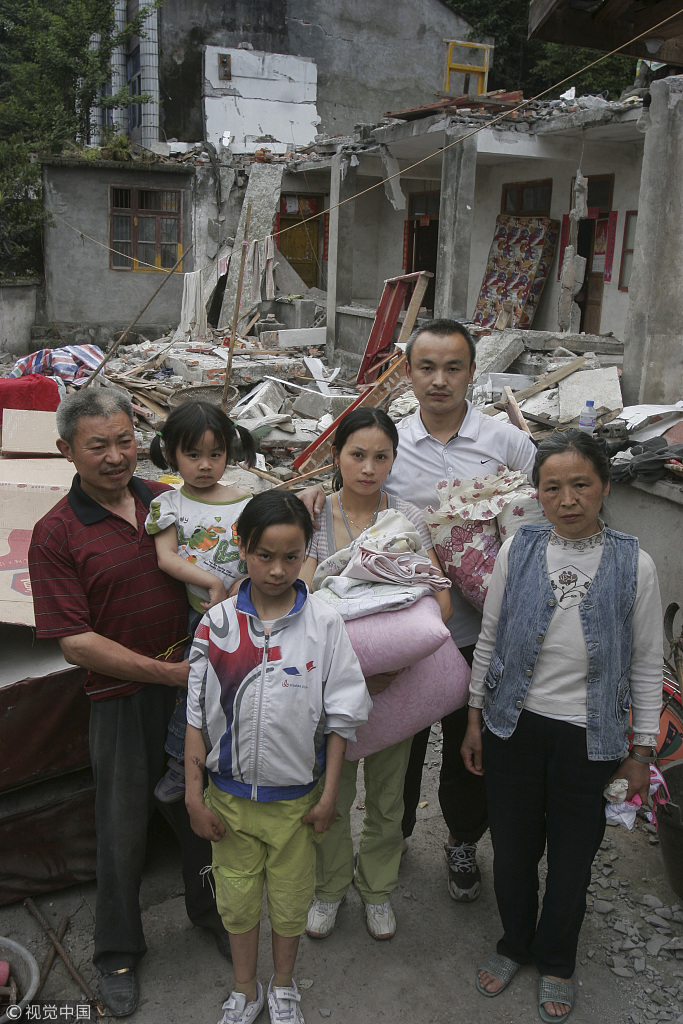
[325,154,357,361]
[434,128,477,320]
[139,9,160,149]
[622,76,683,404]
[109,0,128,134]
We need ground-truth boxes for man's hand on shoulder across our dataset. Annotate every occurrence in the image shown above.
[298,485,326,529]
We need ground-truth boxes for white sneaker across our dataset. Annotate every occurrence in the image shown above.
[218,981,264,1024]
[267,977,304,1024]
[364,899,396,940]
[305,896,344,939]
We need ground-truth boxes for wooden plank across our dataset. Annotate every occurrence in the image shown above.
[483,356,587,416]
[502,386,533,436]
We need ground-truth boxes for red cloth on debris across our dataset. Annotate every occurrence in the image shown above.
[0,373,61,426]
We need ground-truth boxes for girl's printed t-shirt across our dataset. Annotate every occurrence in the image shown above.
[146,486,252,612]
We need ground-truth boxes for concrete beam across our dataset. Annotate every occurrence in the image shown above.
[325,154,357,361]
[434,129,477,320]
[623,76,683,404]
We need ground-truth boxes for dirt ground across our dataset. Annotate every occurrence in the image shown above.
[2,730,682,1024]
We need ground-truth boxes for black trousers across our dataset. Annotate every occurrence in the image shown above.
[483,710,620,978]
[402,644,488,843]
[89,685,223,973]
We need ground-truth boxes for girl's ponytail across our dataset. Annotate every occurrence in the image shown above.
[150,431,169,470]
[233,421,257,468]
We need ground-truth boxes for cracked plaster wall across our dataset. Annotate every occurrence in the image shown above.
[41,164,192,331]
[158,0,471,142]
[468,142,642,334]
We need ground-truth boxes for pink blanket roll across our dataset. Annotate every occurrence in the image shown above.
[345,637,470,761]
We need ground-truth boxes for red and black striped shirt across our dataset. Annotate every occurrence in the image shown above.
[29,475,188,701]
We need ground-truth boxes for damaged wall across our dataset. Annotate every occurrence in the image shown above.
[41,160,193,335]
[468,143,642,336]
[623,76,683,405]
[158,0,473,142]
[203,47,319,154]
[159,0,289,141]
[286,0,475,137]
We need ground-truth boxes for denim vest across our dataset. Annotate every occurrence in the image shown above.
[483,523,639,760]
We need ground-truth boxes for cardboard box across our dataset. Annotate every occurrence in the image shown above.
[0,458,74,626]
[1,408,61,456]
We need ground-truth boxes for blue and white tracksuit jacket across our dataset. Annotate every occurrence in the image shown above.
[186,579,372,802]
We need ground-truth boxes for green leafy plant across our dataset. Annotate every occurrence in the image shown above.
[0,0,162,277]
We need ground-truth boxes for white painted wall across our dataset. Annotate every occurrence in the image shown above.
[203,47,320,154]
[467,135,644,336]
[335,126,643,339]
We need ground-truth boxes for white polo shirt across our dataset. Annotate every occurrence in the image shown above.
[385,402,537,647]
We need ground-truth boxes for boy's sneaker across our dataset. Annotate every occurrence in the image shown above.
[305,896,344,939]
[154,758,186,803]
[364,899,396,940]
[444,841,482,902]
[217,982,264,1024]
[267,978,304,1024]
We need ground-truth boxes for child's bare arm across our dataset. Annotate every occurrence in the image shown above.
[185,724,226,841]
[301,732,346,833]
[299,555,317,589]
[154,527,228,607]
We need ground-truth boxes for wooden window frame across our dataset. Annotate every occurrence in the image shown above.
[618,210,637,292]
[443,40,491,95]
[501,178,553,217]
[109,186,182,272]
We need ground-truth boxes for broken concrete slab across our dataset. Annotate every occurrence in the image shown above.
[292,391,331,420]
[218,163,285,328]
[273,245,310,297]
[292,390,357,421]
[473,331,525,378]
[278,327,326,349]
[520,388,560,421]
[518,331,623,355]
[558,366,623,422]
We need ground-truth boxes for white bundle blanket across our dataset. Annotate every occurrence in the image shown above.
[340,547,451,589]
[312,508,449,620]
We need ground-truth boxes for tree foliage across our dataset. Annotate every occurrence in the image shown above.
[445,1,637,100]
[0,0,161,277]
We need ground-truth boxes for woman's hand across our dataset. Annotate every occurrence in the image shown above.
[302,794,339,834]
[365,671,399,695]
[607,755,651,805]
[461,707,485,776]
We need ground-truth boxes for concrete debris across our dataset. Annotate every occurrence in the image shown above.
[218,163,285,329]
[473,331,525,379]
[557,365,623,422]
[278,327,327,349]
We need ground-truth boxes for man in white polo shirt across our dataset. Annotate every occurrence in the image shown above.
[387,319,536,903]
[303,319,535,904]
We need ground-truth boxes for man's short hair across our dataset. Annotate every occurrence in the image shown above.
[405,318,476,368]
[56,388,134,445]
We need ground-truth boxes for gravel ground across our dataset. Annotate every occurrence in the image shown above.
[1,727,682,1024]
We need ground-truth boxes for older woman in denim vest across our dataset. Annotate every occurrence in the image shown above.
[461,430,663,1024]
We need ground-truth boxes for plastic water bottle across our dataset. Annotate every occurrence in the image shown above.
[578,400,596,436]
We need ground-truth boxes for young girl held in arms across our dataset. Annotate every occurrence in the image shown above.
[185,491,371,1024]
[145,401,256,802]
